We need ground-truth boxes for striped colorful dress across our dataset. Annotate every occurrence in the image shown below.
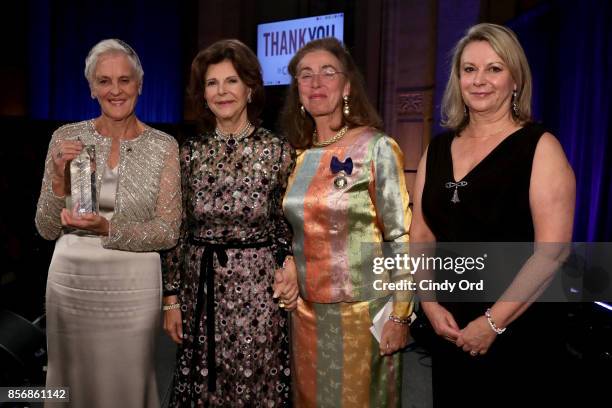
[283,128,414,407]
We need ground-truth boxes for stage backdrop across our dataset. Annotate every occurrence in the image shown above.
[28,0,183,123]
[508,0,612,242]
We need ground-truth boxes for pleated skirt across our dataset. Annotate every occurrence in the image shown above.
[45,234,161,408]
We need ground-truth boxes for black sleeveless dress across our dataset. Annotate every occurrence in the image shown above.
[421,123,568,407]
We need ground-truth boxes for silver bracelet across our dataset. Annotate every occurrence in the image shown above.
[485,308,506,334]
[388,312,417,325]
[162,303,180,311]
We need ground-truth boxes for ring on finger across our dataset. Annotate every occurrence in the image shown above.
[279,301,285,308]
[470,350,478,356]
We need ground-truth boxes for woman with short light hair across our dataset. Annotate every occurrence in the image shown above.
[36,38,180,408]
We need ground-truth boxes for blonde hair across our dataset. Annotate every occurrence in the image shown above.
[441,23,532,131]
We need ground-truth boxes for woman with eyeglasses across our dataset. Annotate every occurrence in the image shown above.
[280,37,414,407]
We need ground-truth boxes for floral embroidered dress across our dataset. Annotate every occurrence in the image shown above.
[163,127,294,407]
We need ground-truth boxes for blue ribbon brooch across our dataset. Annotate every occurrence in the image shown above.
[330,156,352,189]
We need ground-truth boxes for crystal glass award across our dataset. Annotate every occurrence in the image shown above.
[69,144,98,214]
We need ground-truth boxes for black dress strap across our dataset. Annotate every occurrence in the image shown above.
[188,236,272,392]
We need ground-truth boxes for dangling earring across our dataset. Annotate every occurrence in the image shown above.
[512,89,519,117]
[343,95,350,117]
[300,105,306,117]
[463,104,468,117]
[247,91,252,104]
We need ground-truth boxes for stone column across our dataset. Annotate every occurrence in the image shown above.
[380,0,438,199]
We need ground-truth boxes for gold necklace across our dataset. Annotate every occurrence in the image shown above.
[312,125,349,147]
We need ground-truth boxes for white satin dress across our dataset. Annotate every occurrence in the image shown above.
[45,165,161,408]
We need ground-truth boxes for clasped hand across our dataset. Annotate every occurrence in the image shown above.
[272,256,300,311]
[421,302,496,356]
[455,316,497,356]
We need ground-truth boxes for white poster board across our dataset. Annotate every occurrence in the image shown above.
[257,13,344,86]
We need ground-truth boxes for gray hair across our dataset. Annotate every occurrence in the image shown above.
[84,39,144,93]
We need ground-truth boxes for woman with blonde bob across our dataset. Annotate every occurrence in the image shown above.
[441,24,533,130]
[411,23,575,406]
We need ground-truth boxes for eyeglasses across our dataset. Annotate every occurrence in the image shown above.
[296,67,344,85]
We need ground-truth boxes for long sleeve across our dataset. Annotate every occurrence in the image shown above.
[102,137,182,252]
[373,136,414,317]
[35,129,67,240]
[161,140,192,296]
[270,139,296,266]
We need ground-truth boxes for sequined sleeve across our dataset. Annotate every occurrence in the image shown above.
[161,140,192,296]
[35,129,68,240]
[271,138,296,267]
[101,137,182,252]
[373,136,414,317]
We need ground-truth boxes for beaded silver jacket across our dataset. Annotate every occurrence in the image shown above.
[35,119,181,252]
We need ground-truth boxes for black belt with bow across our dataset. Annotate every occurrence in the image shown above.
[189,236,272,392]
